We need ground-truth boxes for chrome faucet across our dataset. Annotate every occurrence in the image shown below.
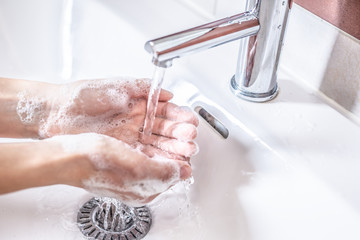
[145,0,293,102]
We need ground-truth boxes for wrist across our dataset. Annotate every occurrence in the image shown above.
[0,78,57,138]
[37,81,81,138]
[0,140,75,193]
[41,135,97,187]
[19,82,57,138]
[21,139,93,189]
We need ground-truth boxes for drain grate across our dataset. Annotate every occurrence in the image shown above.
[77,197,152,240]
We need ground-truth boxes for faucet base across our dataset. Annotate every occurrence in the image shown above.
[230,75,279,103]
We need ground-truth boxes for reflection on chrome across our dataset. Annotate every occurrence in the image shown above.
[145,0,293,102]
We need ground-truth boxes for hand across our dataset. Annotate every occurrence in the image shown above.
[48,133,192,206]
[0,77,198,202]
[0,133,191,205]
[41,78,199,159]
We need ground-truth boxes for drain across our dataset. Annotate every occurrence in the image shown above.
[77,197,152,240]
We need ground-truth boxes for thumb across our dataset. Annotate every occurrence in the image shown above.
[178,161,192,180]
[158,89,173,102]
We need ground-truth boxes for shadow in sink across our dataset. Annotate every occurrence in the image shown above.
[190,122,255,240]
[271,79,322,104]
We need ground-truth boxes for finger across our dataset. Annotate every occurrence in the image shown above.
[106,124,140,145]
[159,89,173,102]
[152,118,197,141]
[143,135,198,157]
[178,161,192,180]
[156,102,199,126]
[140,144,186,161]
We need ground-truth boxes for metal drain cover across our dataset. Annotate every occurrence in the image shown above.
[77,197,152,240]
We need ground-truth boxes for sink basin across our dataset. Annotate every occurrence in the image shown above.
[1,1,360,240]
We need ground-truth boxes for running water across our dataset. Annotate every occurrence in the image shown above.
[143,65,196,210]
[75,66,198,239]
[143,65,197,190]
[143,66,167,136]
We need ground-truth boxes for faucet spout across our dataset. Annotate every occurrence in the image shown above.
[145,0,293,102]
[145,11,260,68]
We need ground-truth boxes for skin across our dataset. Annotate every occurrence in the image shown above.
[0,77,198,204]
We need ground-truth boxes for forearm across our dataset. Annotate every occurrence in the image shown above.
[0,140,85,194]
[0,78,55,138]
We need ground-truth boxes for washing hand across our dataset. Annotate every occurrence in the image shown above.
[0,133,192,205]
[51,133,193,205]
[41,78,199,160]
[0,77,199,203]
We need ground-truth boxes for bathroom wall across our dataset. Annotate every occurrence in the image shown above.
[280,5,360,124]
[295,0,360,40]
[175,0,360,123]
[176,0,360,40]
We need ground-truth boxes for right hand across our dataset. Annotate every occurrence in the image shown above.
[41,78,199,160]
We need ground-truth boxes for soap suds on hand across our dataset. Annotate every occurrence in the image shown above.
[46,133,183,206]
[16,91,46,125]
[38,77,149,140]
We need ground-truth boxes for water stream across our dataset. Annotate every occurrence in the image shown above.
[77,65,198,239]
[143,66,167,136]
[143,65,196,214]
[144,65,195,200]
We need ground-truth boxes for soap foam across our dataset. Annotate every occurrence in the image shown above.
[82,164,180,207]
[39,77,149,140]
[47,133,182,206]
[16,91,46,125]
[39,77,196,205]
[86,145,182,206]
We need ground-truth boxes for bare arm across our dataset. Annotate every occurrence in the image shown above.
[0,134,191,205]
[0,77,55,138]
[0,77,198,203]
[0,77,198,159]
[0,140,77,194]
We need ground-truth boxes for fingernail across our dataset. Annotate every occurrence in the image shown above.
[172,124,197,141]
[167,91,174,98]
[180,164,192,180]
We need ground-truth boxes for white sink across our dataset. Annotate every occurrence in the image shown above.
[1,1,360,240]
